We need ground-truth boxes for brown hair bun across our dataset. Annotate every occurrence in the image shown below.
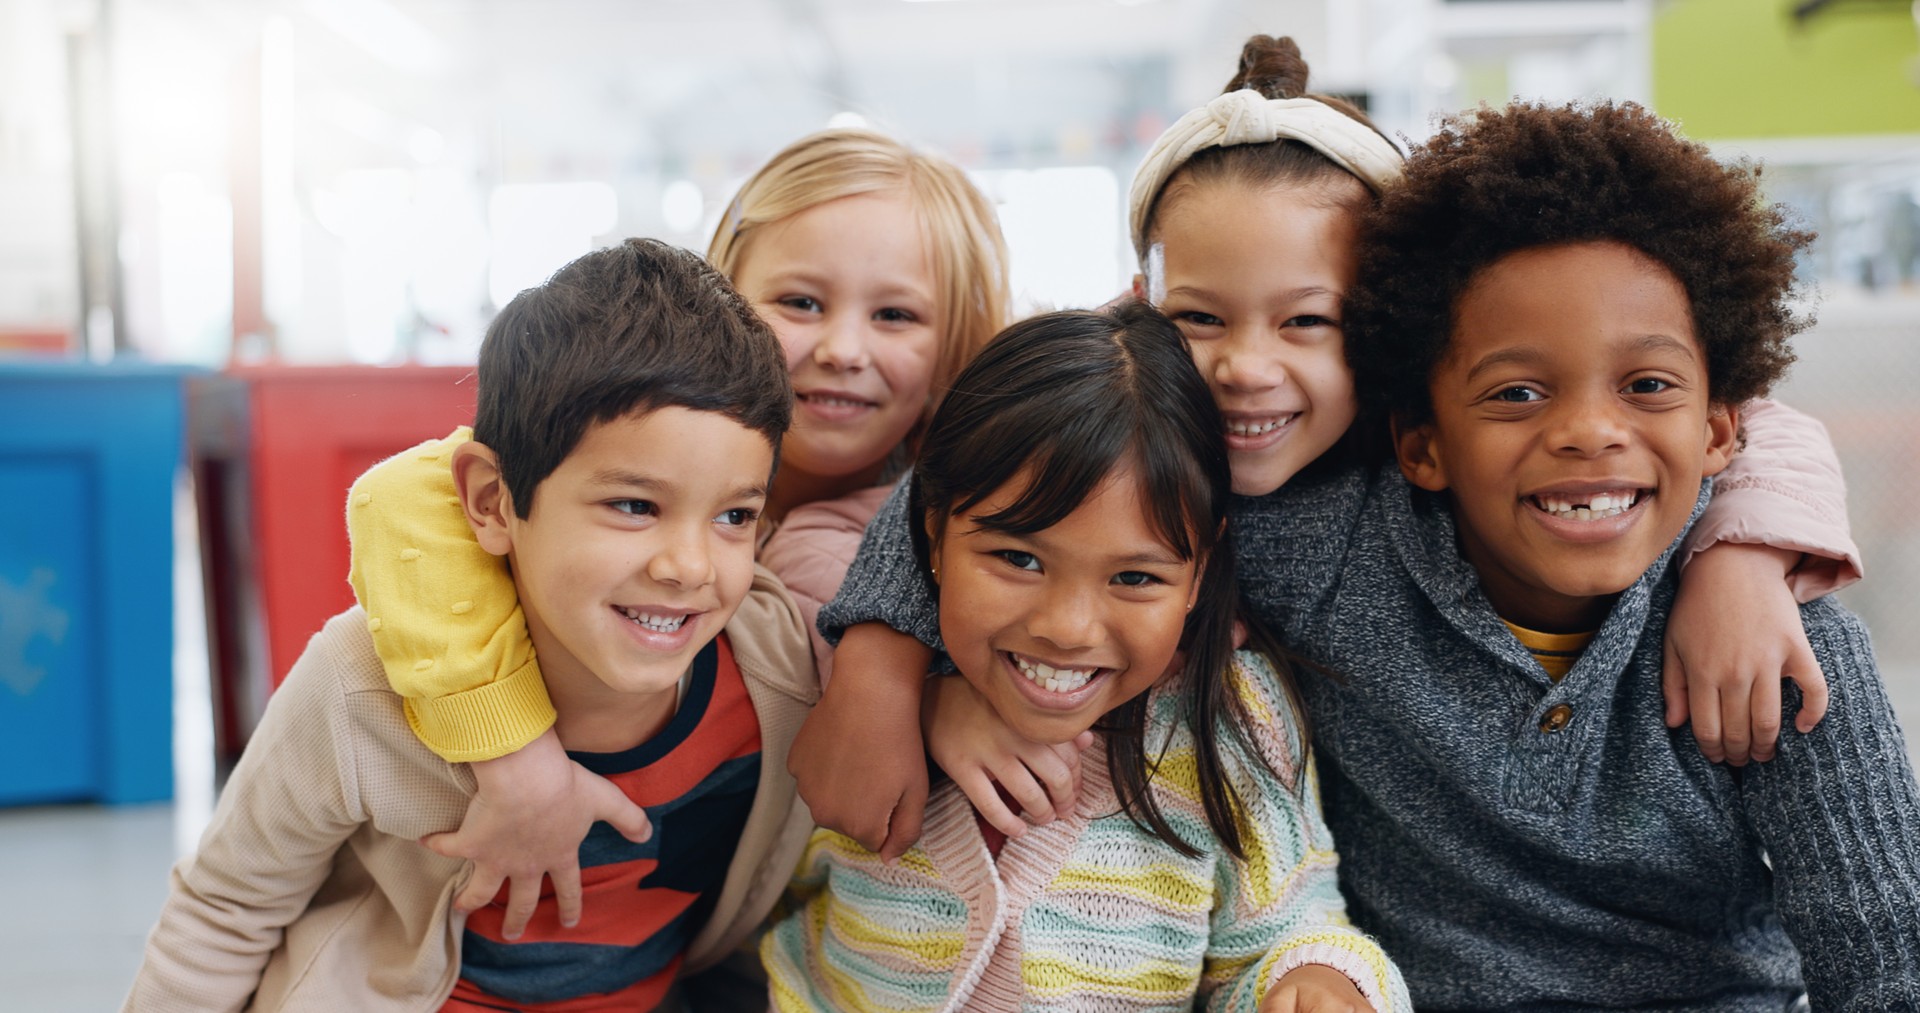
[1225,34,1311,99]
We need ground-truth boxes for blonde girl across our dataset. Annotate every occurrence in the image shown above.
[342,127,1010,939]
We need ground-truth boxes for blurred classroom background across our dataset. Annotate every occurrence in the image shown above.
[1,0,1916,1007]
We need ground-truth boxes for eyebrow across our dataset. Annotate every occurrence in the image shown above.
[971,523,1186,567]
[756,269,931,304]
[1163,284,1340,304]
[590,469,768,501]
[1462,333,1699,383]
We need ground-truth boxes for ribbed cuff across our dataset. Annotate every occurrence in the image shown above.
[404,656,556,762]
[1265,933,1404,1012]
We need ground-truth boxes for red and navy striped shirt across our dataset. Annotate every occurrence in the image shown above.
[443,634,761,1012]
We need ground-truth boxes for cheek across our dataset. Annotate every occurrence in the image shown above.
[763,315,813,372]
[876,331,941,400]
[1300,347,1358,416]
[1188,342,1226,387]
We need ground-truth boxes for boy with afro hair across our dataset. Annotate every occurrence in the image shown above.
[1222,100,1920,1007]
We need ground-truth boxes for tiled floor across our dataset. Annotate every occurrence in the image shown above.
[0,803,180,1010]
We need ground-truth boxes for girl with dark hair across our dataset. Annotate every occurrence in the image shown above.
[761,302,1407,1011]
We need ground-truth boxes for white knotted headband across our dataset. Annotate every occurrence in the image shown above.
[1126,89,1404,261]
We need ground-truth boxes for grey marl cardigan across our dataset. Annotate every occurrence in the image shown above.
[821,466,1920,1011]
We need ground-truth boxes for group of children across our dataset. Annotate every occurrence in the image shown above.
[125,32,1920,1013]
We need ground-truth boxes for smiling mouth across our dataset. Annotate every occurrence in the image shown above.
[616,606,690,633]
[1225,413,1297,438]
[1009,651,1103,693]
[798,392,877,409]
[1526,488,1649,521]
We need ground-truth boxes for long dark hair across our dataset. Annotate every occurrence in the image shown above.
[909,300,1261,858]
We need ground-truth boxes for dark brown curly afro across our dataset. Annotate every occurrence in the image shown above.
[1346,100,1813,429]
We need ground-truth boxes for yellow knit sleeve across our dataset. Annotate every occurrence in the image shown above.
[344,426,554,762]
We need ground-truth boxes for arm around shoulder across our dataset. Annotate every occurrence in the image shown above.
[815,477,943,652]
[346,427,554,762]
[1683,398,1862,601]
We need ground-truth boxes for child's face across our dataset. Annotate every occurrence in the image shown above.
[731,190,941,486]
[1151,180,1362,496]
[500,407,772,701]
[1398,241,1738,632]
[930,463,1201,745]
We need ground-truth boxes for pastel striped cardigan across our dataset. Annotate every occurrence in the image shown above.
[762,651,1408,1012]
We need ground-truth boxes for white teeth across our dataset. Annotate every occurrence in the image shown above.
[1012,654,1095,693]
[804,394,868,408]
[620,607,687,633]
[1226,415,1296,438]
[1533,490,1641,520]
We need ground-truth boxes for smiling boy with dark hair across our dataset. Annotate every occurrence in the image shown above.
[1250,99,1920,1008]
[126,239,817,1012]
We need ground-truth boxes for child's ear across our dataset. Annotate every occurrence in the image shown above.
[1393,418,1450,492]
[451,441,515,556]
[922,509,945,585]
[1129,273,1147,301]
[1700,402,1741,478]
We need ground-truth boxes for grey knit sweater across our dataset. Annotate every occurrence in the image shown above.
[821,467,1920,1011]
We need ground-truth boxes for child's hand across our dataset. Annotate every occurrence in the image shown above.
[424,727,652,939]
[1663,542,1830,765]
[789,624,935,862]
[923,675,1095,837]
[1259,964,1372,1012]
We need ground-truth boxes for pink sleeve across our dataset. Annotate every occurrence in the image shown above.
[757,485,895,687]
[1680,398,1863,601]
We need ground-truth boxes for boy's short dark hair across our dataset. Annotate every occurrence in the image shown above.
[1347,100,1813,427]
[473,238,791,517]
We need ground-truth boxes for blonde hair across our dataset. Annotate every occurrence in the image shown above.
[707,128,1010,413]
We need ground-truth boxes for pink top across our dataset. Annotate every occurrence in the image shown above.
[1681,398,1862,600]
[758,483,896,685]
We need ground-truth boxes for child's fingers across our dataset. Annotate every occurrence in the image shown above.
[499,875,544,940]
[1660,639,1690,729]
[1718,680,1754,767]
[420,829,465,860]
[1749,673,1782,764]
[992,759,1054,827]
[878,777,928,864]
[582,770,653,844]
[955,767,1029,840]
[1022,748,1078,822]
[1688,677,1725,764]
[1787,640,1830,734]
[551,862,584,929]
[452,864,506,915]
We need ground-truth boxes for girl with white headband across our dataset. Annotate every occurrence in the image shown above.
[797,28,1857,941]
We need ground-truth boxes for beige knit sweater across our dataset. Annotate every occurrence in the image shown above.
[125,567,818,1012]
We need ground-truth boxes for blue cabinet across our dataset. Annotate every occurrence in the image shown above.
[0,363,196,804]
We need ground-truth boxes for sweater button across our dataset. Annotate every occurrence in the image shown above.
[1539,704,1572,733]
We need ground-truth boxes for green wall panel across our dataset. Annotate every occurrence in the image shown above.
[1653,0,1920,138]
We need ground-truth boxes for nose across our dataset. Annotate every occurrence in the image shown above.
[646,519,715,590]
[1548,387,1631,458]
[811,311,871,372]
[1210,325,1286,395]
[1025,581,1106,654]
